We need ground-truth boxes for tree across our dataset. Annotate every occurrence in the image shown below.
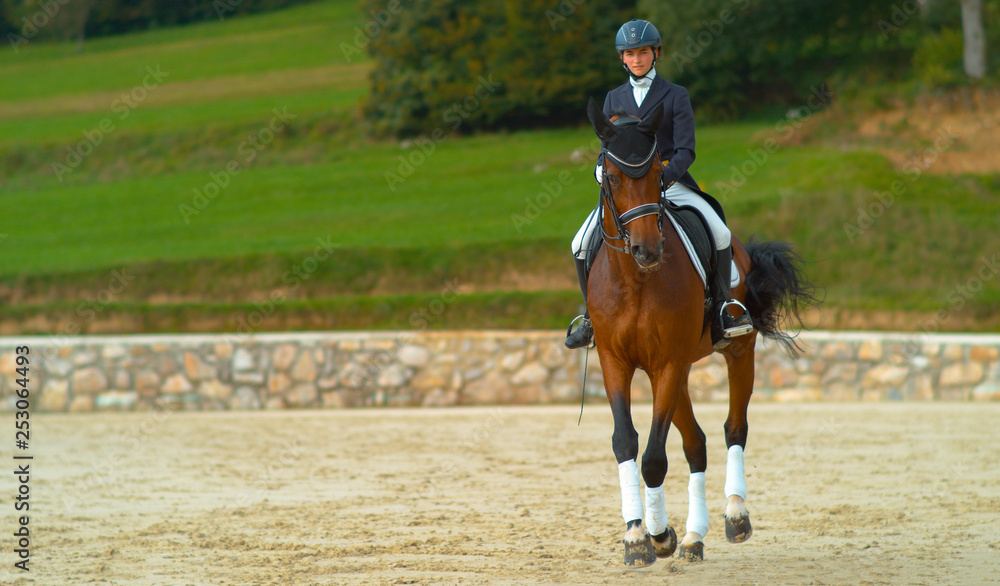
[639,0,897,118]
[1,0,96,50]
[960,0,987,77]
[363,0,632,136]
[57,0,96,51]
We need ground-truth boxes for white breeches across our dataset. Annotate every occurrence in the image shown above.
[571,182,731,260]
[571,206,602,259]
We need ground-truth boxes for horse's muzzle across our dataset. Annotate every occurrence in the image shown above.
[631,241,663,269]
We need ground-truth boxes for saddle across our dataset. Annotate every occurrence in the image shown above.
[583,200,737,294]
[662,200,715,291]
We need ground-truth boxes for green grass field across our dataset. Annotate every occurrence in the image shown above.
[2,0,998,333]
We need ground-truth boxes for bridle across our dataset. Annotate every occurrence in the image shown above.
[598,124,665,255]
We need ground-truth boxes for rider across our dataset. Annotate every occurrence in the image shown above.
[565,18,753,351]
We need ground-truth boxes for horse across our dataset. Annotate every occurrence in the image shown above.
[583,97,817,567]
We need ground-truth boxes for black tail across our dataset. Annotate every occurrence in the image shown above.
[744,237,821,357]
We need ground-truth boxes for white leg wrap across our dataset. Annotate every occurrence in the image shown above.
[686,472,709,538]
[644,485,669,536]
[724,445,747,499]
[618,460,644,523]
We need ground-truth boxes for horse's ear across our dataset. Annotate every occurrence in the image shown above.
[637,103,664,137]
[587,97,617,142]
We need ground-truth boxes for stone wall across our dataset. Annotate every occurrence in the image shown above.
[1,330,998,412]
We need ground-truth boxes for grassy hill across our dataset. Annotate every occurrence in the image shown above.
[1,0,998,334]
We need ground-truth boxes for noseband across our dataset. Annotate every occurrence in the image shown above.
[599,122,664,255]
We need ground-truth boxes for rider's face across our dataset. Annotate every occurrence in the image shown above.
[621,46,656,77]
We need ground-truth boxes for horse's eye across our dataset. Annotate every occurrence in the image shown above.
[608,175,619,185]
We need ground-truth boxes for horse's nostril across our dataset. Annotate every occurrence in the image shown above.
[632,245,655,265]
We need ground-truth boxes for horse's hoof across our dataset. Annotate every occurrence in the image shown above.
[725,513,753,543]
[623,534,657,568]
[678,541,704,562]
[651,526,677,558]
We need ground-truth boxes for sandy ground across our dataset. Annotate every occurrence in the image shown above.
[3,402,999,585]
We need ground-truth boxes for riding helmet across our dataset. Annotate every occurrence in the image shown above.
[615,19,661,52]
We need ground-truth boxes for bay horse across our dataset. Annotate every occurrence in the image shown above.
[583,97,816,567]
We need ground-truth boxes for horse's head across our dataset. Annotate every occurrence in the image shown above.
[587,97,665,270]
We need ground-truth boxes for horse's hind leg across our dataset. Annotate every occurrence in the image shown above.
[670,382,709,561]
[722,336,757,543]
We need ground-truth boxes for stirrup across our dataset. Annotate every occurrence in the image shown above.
[565,314,594,349]
[720,299,754,339]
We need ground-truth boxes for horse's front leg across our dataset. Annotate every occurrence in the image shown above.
[639,378,680,560]
[605,363,656,568]
[721,337,756,543]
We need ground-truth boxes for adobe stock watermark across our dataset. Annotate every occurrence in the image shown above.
[346,278,462,389]
[59,399,174,509]
[511,171,577,234]
[510,138,601,233]
[51,66,169,182]
[384,74,502,192]
[213,0,244,20]
[843,125,957,242]
[340,0,414,62]
[178,107,296,224]
[788,416,842,462]
[877,0,933,40]
[6,0,73,52]
[669,0,751,73]
[226,438,311,509]
[37,268,137,365]
[221,235,336,346]
[899,253,1000,358]
[416,408,508,500]
[714,84,834,201]
[545,0,587,30]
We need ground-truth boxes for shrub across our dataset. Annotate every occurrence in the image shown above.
[914,28,965,87]
[363,0,631,137]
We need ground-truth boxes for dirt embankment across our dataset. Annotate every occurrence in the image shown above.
[797,87,1000,176]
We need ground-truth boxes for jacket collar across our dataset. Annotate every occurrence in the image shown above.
[613,75,670,118]
[634,75,669,118]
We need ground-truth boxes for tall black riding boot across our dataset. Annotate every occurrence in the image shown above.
[710,247,754,350]
[565,257,594,349]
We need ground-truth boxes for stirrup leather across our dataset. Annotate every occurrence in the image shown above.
[719,300,754,339]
